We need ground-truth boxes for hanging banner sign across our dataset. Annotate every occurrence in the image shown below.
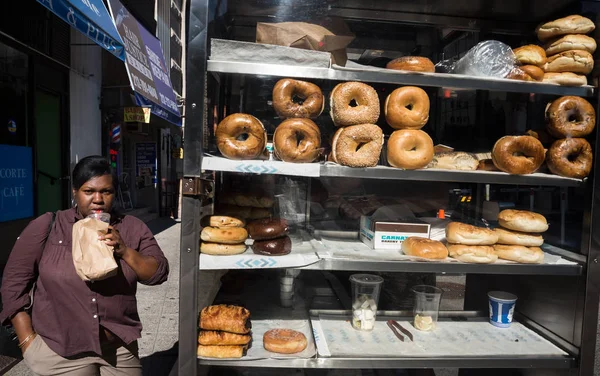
[124,107,151,123]
[108,0,181,126]
[36,0,125,60]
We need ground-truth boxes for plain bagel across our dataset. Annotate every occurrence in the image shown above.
[386,56,435,73]
[543,72,587,86]
[447,244,498,264]
[537,15,595,41]
[201,226,249,244]
[494,227,544,247]
[545,34,597,55]
[445,222,499,245]
[385,86,430,130]
[201,215,245,228]
[492,136,545,175]
[520,65,545,81]
[543,50,594,75]
[401,237,448,259]
[200,242,247,255]
[513,45,547,67]
[387,129,434,170]
[493,245,545,264]
[498,209,549,233]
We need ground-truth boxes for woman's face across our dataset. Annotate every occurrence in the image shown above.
[72,174,115,217]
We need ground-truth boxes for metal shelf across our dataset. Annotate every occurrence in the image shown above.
[207,60,595,97]
[202,155,585,187]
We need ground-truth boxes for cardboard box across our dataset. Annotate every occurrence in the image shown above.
[360,216,431,250]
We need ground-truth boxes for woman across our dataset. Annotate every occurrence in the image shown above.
[1,156,169,375]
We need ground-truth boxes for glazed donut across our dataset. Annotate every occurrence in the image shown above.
[263,329,307,354]
[546,96,596,138]
[216,114,267,160]
[491,136,545,175]
[331,124,383,167]
[546,138,593,179]
[200,243,247,255]
[386,57,435,73]
[246,218,289,240]
[252,236,292,256]
[273,118,321,163]
[387,129,434,170]
[272,79,324,119]
[385,86,430,130]
[200,226,248,244]
[330,82,380,127]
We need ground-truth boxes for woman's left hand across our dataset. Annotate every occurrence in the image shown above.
[99,226,128,257]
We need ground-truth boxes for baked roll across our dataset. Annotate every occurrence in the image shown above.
[197,344,247,358]
[199,305,251,334]
[198,331,251,345]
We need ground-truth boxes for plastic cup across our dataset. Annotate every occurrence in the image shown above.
[412,285,443,332]
[87,212,111,223]
[488,291,518,328]
[350,274,384,331]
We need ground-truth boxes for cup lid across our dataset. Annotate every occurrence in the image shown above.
[488,291,518,302]
[349,274,384,285]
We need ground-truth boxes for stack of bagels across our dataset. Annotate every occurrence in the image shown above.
[445,222,499,264]
[493,209,546,264]
[200,216,249,256]
[538,15,596,86]
[218,193,274,221]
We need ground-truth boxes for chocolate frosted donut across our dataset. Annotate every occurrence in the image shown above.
[252,236,292,256]
[247,218,289,240]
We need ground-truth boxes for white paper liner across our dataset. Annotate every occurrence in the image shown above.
[312,317,568,358]
[198,319,316,360]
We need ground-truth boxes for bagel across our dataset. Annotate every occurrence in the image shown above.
[200,226,248,244]
[507,68,535,82]
[543,50,594,75]
[401,237,448,259]
[263,329,307,354]
[447,244,498,264]
[384,86,430,130]
[543,72,587,86]
[216,113,267,160]
[546,96,596,138]
[386,56,435,73]
[201,215,245,228]
[273,118,321,163]
[200,243,247,255]
[387,129,434,170]
[546,138,593,179]
[520,65,545,81]
[427,152,479,171]
[491,136,545,175]
[513,45,547,67]
[445,222,498,245]
[331,124,384,168]
[494,227,544,247]
[498,210,548,233]
[330,82,380,127]
[536,15,595,41]
[493,245,544,264]
[545,34,597,55]
[272,78,324,118]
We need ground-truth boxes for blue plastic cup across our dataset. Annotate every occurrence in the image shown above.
[488,291,517,328]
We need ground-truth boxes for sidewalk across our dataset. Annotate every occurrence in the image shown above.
[7,218,181,376]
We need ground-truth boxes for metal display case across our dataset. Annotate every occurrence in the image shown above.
[180,1,600,375]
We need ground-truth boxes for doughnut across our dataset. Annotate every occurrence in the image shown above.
[200,226,248,244]
[263,329,307,354]
[494,228,544,247]
[447,245,498,264]
[384,86,430,130]
[536,15,595,41]
[330,82,380,127]
[546,138,593,179]
[491,136,545,175]
[252,236,292,256]
[331,124,383,167]
[493,245,544,264]
[246,218,289,240]
[216,114,267,160]
[445,222,498,245]
[273,118,321,163]
[512,45,547,67]
[272,79,324,119]
[200,243,247,255]
[387,129,434,170]
[498,209,548,233]
[546,96,596,138]
[201,215,245,228]
[401,237,448,259]
[386,57,435,73]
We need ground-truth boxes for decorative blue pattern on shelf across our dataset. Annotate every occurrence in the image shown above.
[235,164,278,174]
[235,257,278,268]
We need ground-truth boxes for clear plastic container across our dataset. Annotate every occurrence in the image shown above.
[350,274,384,331]
[412,285,443,331]
[87,212,111,223]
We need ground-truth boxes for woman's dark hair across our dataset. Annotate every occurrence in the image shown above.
[72,156,118,190]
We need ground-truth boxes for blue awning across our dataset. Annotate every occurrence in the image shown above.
[36,0,125,61]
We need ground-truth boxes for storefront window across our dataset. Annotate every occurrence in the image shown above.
[0,42,28,146]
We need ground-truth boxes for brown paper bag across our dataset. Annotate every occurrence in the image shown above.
[256,20,355,65]
[72,218,118,281]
